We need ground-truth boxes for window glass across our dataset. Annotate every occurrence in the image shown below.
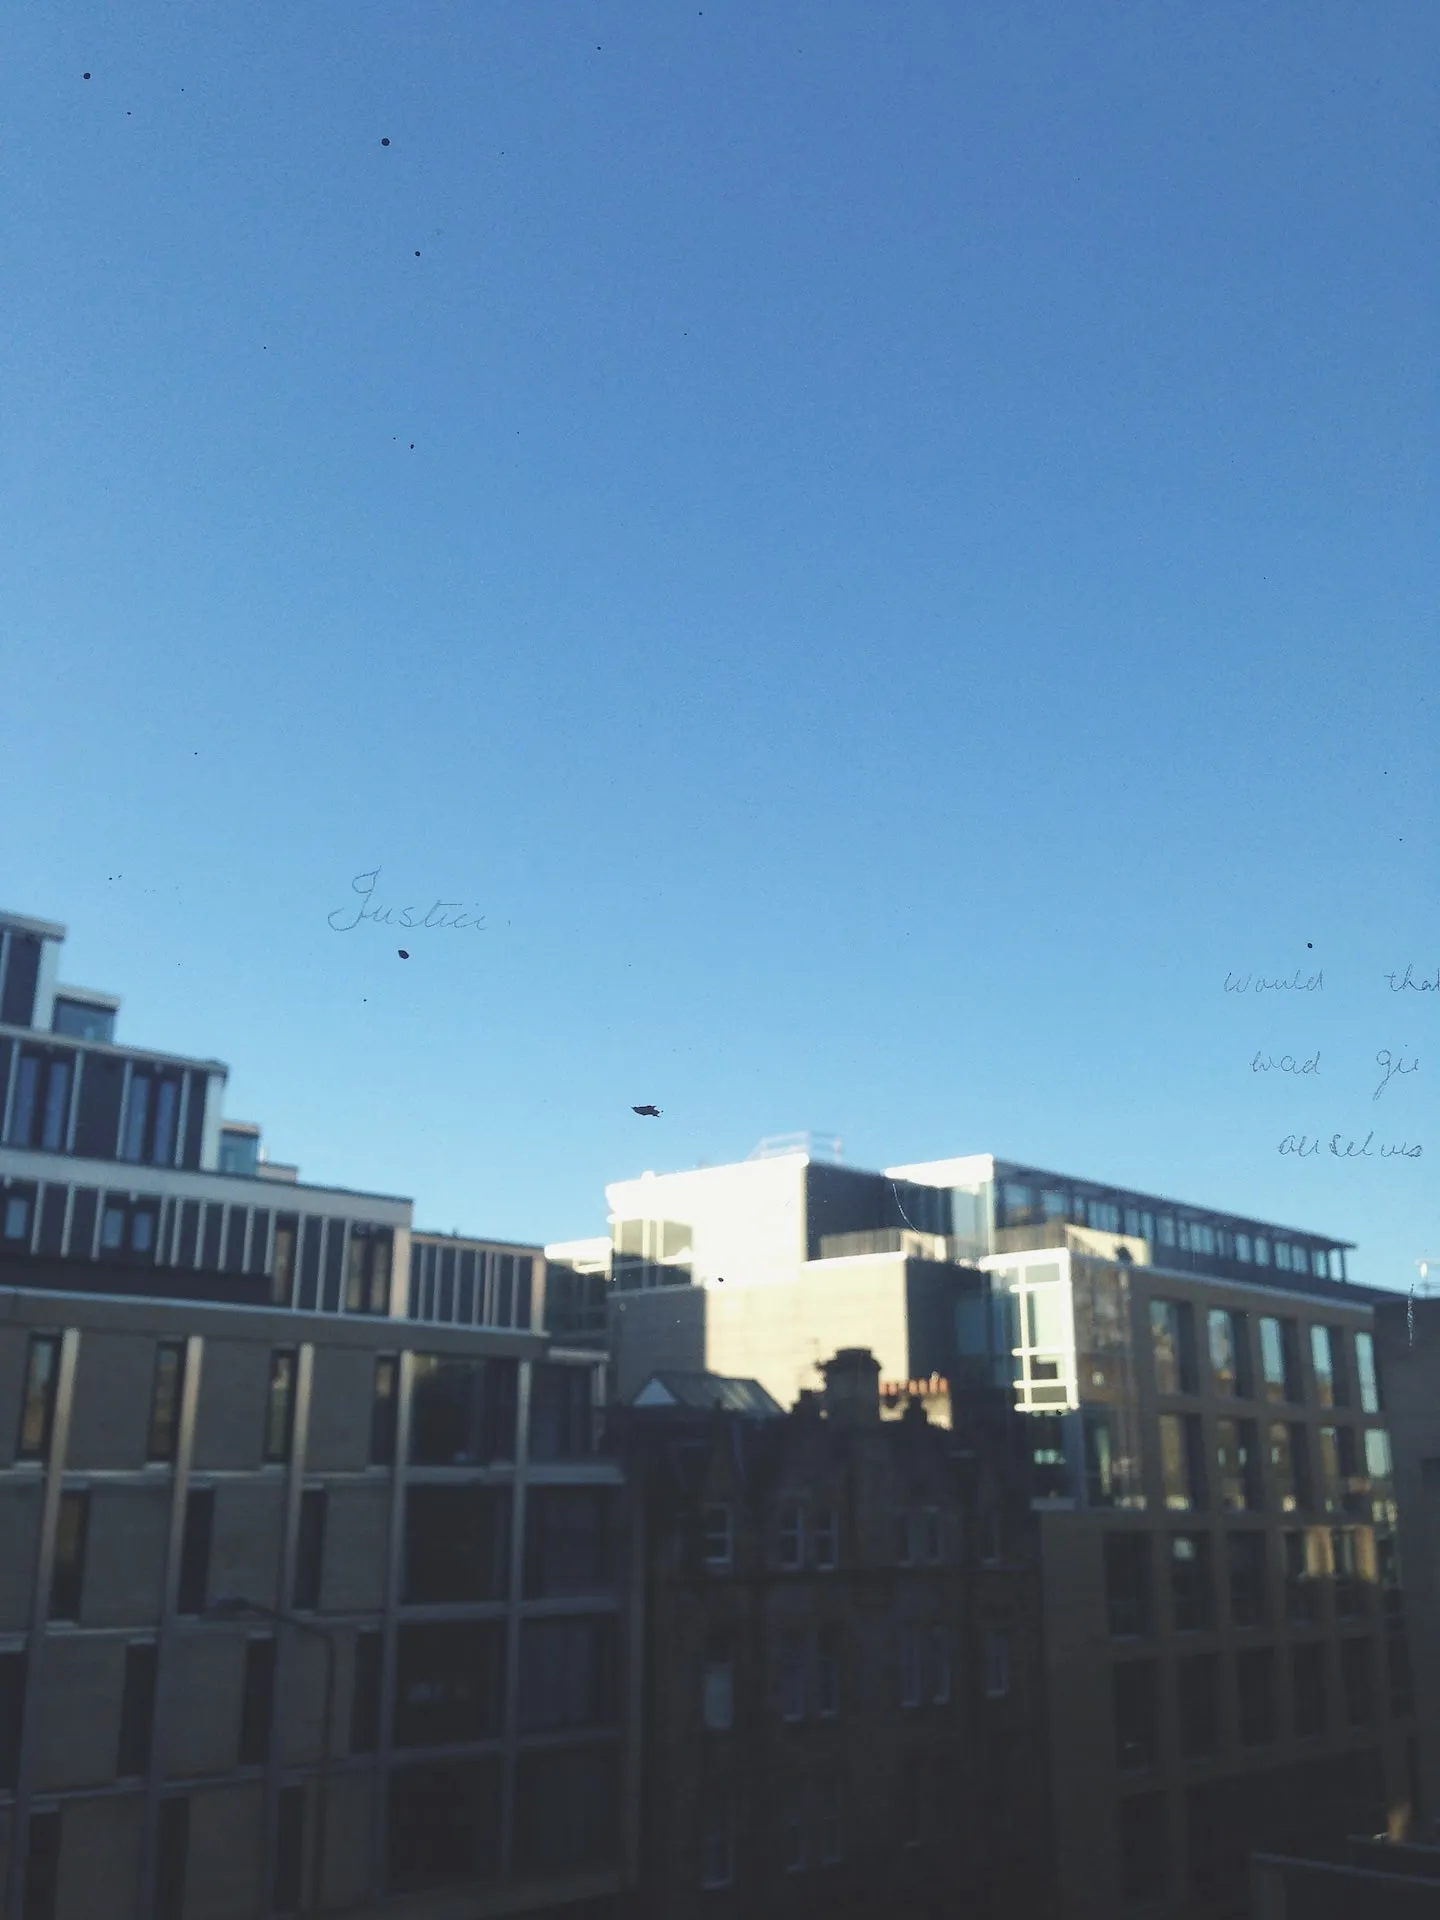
[1260,1318,1297,1402]
[1236,1647,1275,1746]
[121,1072,151,1162]
[1207,1310,1237,1394]
[517,1616,616,1731]
[395,1621,504,1745]
[1168,1533,1212,1630]
[1292,1640,1326,1736]
[898,1624,921,1707]
[17,1334,60,1460]
[1226,1531,1267,1627]
[50,1489,90,1620]
[1354,1331,1381,1414]
[523,1487,614,1598]
[702,1504,733,1570]
[812,1504,837,1569]
[53,999,115,1043]
[1103,1533,1152,1637]
[702,1638,734,1730]
[1113,1660,1158,1768]
[1177,1652,1218,1758]
[405,1485,510,1603]
[779,1500,804,1569]
[782,1629,808,1718]
[1267,1423,1299,1513]
[264,1350,297,1462]
[147,1343,186,1462]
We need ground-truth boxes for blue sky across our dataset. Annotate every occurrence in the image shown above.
[3,3,1436,1285]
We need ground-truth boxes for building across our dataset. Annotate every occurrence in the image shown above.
[581,1140,1415,1918]
[0,908,631,1920]
[606,1348,1052,1920]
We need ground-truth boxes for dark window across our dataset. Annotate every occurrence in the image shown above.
[529,1362,595,1459]
[1104,1533,1152,1637]
[1292,1641,1327,1737]
[16,1335,60,1462]
[274,1785,306,1914]
[1118,1791,1168,1901]
[321,1218,345,1312]
[0,1649,25,1790]
[73,1052,125,1160]
[1,935,41,1025]
[238,1636,276,1765]
[514,1746,616,1876]
[387,1759,502,1893]
[1176,1653,1218,1759]
[1227,1531,1267,1627]
[3,1186,33,1243]
[403,1485,510,1604]
[117,1642,158,1776]
[223,1207,247,1273]
[819,1625,843,1714]
[176,1488,215,1615]
[293,1489,326,1611]
[369,1356,398,1465]
[177,1199,200,1269]
[394,1620,504,1746]
[350,1631,383,1754]
[1168,1533,1213,1631]
[155,1798,189,1920]
[120,1072,151,1162]
[1150,1300,1196,1394]
[409,1357,517,1466]
[1387,1629,1414,1717]
[1289,1424,1313,1511]
[1310,1325,1338,1408]
[298,1217,322,1310]
[180,1072,206,1170]
[7,1054,72,1152]
[264,1350,297,1463]
[146,1343,186,1463]
[200,1205,223,1270]
[22,1808,61,1920]
[271,1217,297,1306]
[1113,1660,1159,1770]
[37,1188,66,1256]
[344,1227,394,1315]
[152,1078,179,1168]
[1283,1530,1320,1624]
[784,1627,809,1717]
[1341,1637,1375,1725]
[524,1487,615,1598]
[49,1490,89,1620]
[247,1209,272,1277]
[1187,1783,1244,1903]
[517,1616,617,1732]
[1216,1419,1260,1511]
[1236,1647,1275,1746]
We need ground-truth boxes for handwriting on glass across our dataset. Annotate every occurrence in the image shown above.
[1279,1133,1422,1160]
[1373,1050,1419,1101]
[1224,969,1323,993]
[328,868,487,933]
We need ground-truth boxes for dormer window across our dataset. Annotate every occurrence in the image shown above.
[52,998,115,1045]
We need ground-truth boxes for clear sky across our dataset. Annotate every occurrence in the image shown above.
[3,3,1436,1287]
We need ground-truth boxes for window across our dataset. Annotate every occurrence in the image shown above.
[816,1779,843,1865]
[3,1191,32,1242]
[50,1490,89,1620]
[344,1227,393,1314]
[1235,1232,1252,1263]
[264,1350,297,1463]
[702,1504,733,1572]
[176,1487,215,1615]
[1104,1533,1152,1637]
[517,1616,616,1732]
[781,1789,807,1871]
[1236,1647,1275,1746]
[387,1759,501,1893]
[782,1630,808,1719]
[699,1795,735,1889]
[23,1809,61,1920]
[274,1785,306,1914]
[920,1505,942,1563]
[1119,1791,1168,1901]
[1208,1309,1250,1396]
[238,1637,276,1765]
[8,1054,73,1152]
[16,1335,60,1462]
[156,1798,190,1920]
[1159,1413,1206,1510]
[929,1625,950,1705]
[894,1510,914,1565]
[1084,1408,1139,1508]
[1341,1637,1374,1725]
[293,1489,326,1610]
[1216,1419,1260,1511]
[779,1500,804,1570]
[369,1356,398,1466]
[1310,1326,1337,1408]
[350,1631,383,1753]
[1387,1628,1413,1717]
[1355,1331,1381,1414]
[146,1343,186,1463]
[898,1624,922,1708]
[1177,1653,1218,1759]
[813,1504,837,1569]
[983,1627,1011,1698]
[1260,1318,1300,1403]
[271,1220,297,1306]
[523,1486,614,1598]
[1283,1530,1321,1625]
[514,1746,613,1877]
[53,998,114,1043]
[395,1621,505,1745]
[1227,1531,1267,1628]
[1332,1528,1366,1621]
[409,1356,517,1465]
[405,1485,510,1601]
[1318,1427,1343,1512]
[1,1651,25,1791]
[800,1627,835,1717]
[1267,1423,1301,1513]
[528,1361,594,1459]
[121,1073,151,1162]
[1150,1299,1196,1394]
[117,1642,158,1776]
[702,1638,734,1731]
[1168,1533,1213,1631]
[1113,1660,1159,1769]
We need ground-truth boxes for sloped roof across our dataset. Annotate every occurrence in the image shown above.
[629,1371,784,1418]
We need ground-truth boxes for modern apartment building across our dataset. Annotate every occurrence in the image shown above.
[580,1141,1413,1919]
[0,910,631,1920]
[606,1347,1052,1920]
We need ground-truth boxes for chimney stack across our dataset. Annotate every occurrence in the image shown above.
[821,1348,881,1424]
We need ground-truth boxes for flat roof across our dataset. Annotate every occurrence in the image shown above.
[0,911,67,941]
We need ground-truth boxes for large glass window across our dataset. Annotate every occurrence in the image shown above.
[1168,1533,1213,1631]
[1159,1414,1206,1510]
[176,1488,214,1615]
[524,1487,615,1598]
[404,1486,510,1603]
[1104,1533,1152,1637]
[52,998,114,1043]
[146,1342,186,1463]
[982,1627,1010,1698]
[1267,1423,1300,1513]
[1236,1647,1275,1746]
[292,1488,326,1611]
[1119,1791,1168,1900]
[409,1357,517,1465]
[1283,1530,1321,1625]
[517,1617,616,1732]
[394,1621,504,1746]
[1291,1641,1326,1737]
[784,1630,809,1718]
[1355,1332,1381,1414]
[1259,1318,1300,1403]
[16,1334,60,1462]
[1150,1300,1196,1395]
[238,1636,277,1765]
[1216,1420,1260,1511]
[387,1759,501,1893]
[1207,1310,1250,1396]
[263,1350,297,1463]
[50,1490,90,1620]
[1226,1531,1267,1628]
[529,1363,594,1460]
[1177,1654,1218,1759]
[1113,1661,1159,1770]
[702,1636,734,1731]
[117,1642,158,1777]
[1341,1638,1374,1725]
[514,1747,615,1878]
[1310,1326,1337,1408]
[1318,1427,1343,1512]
